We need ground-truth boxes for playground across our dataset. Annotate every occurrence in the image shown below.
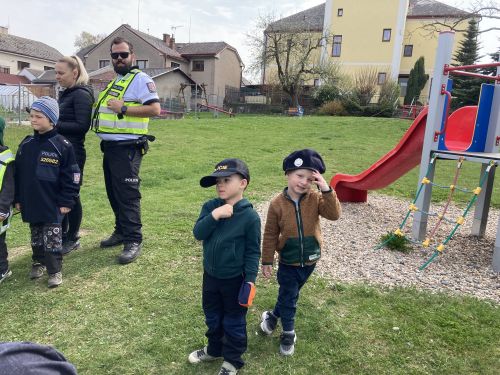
[1,112,498,374]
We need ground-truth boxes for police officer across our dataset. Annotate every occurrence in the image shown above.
[93,37,161,264]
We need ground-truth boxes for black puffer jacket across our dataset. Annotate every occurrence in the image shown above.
[57,85,94,169]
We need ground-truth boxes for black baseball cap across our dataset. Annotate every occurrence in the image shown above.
[200,158,250,188]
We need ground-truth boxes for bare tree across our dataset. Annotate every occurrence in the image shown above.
[412,0,500,36]
[74,31,106,51]
[247,13,338,107]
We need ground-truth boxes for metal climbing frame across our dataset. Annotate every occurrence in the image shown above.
[376,154,496,270]
[412,31,500,271]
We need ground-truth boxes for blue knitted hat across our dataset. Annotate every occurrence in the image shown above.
[31,96,59,125]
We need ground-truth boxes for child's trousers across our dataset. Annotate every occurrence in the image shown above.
[202,272,247,370]
[273,262,316,332]
[30,223,63,274]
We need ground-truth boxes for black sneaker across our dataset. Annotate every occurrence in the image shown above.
[100,232,124,248]
[260,310,278,335]
[61,239,80,255]
[118,242,142,264]
[0,269,12,284]
[280,331,297,356]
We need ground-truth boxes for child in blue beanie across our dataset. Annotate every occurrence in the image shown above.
[14,97,81,288]
[0,116,15,284]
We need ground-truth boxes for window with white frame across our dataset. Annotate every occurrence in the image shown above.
[338,8,343,16]
[136,60,148,69]
[99,60,110,68]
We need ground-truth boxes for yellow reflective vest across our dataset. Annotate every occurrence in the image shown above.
[93,69,149,135]
[0,148,14,234]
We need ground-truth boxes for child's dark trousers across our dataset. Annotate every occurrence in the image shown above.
[30,223,63,274]
[202,272,247,369]
[273,262,316,332]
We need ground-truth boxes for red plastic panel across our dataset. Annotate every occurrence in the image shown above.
[444,106,477,151]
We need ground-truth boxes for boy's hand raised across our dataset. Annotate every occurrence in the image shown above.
[312,171,330,192]
[261,265,273,278]
[212,204,233,220]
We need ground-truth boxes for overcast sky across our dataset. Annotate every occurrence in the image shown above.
[2,0,499,81]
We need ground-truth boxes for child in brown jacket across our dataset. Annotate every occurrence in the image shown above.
[260,149,341,355]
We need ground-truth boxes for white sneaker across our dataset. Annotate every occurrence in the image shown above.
[188,346,221,364]
[218,361,238,375]
[0,269,12,284]
[260,310,278,335]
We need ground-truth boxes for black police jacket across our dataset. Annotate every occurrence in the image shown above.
[57,85,94,166]
[14,129,80,224]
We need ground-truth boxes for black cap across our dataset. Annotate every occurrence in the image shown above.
[283,149,326,174]
[200,158,250,187]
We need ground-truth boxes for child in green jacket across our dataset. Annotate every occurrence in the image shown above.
[188,158,261,375]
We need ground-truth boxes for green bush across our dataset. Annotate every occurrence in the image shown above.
[380,232,412,253]
[378,80,400,116]
[312,84,341,106]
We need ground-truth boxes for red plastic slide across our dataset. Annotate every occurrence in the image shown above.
[331,107,428,202]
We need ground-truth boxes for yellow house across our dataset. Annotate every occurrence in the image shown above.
[264,0,471,103]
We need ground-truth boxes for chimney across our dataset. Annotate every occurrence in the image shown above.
[169,37,175,50]
[163,33,171,44]
[0,26,8,35]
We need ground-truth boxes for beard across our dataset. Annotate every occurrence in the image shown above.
[113,60,131,76]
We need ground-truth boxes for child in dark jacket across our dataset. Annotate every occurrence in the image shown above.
[0,117,15,284]
[260,149,341,356]
[188,158,261,375]
[14,97,80,288]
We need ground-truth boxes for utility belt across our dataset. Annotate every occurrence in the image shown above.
[100,135,156,155]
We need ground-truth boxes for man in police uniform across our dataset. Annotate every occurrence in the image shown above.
[93,37,161,264]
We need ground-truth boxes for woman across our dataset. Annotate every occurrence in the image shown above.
[55,56,94,255]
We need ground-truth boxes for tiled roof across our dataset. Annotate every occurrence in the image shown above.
[408,0,470,17]
[176,42,231,56]
[143,67,197,83]
[76,44,97,60]
[0,33,62,61]
[268,0,469,32]
[0,72,30,85]
[32,69,56,83]
[24,68,44,77]
[267,4,325,33]
[124,25,185,60]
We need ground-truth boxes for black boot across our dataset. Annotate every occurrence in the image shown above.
[118,242,142,264]
[61,239,81,255]
[100,232,124,248]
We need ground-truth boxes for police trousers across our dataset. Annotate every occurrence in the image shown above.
[101,141,143,243]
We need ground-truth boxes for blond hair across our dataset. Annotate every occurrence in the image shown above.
[57,55,89,86]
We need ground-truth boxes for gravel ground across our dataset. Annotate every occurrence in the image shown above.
[257,193,500,304]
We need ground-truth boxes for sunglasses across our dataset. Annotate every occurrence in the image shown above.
[110,52,130,59]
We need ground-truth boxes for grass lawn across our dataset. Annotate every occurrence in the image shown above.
[1,114,499,374]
